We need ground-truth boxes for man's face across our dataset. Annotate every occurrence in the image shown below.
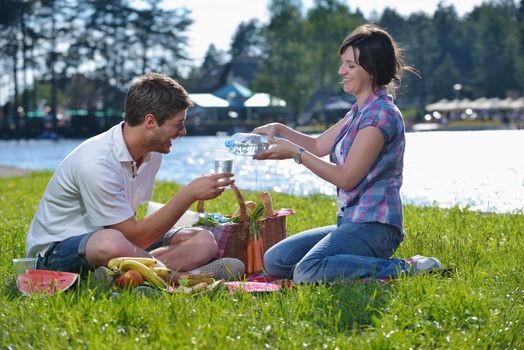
[151,110,187,154]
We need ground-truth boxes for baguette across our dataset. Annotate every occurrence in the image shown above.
[259,192,275,218]
[231,201,257,218]
[178,273,215,287]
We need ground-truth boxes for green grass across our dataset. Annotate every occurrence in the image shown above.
[1,172,523,349]
[445,120,503,127]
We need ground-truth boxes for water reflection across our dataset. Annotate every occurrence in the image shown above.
[1,130,523,214]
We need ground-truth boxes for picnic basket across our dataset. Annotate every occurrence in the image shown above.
[196,184,294,267]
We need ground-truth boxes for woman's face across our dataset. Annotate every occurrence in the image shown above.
[338,47,373,99]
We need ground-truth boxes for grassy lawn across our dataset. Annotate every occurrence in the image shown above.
[1,172,523,349]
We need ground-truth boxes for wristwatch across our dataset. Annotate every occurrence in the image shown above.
[293,147,305,164]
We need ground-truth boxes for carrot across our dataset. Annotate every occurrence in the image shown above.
[251,238,265,273]
[247,239,255,274]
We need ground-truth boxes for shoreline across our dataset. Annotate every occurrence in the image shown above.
[0,165,32,177]
[0,123,521,139]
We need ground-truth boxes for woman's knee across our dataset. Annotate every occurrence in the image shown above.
[263,246,281,275]
[293,258,321,283]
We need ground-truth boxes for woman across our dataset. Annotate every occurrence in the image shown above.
[253,24,441,283]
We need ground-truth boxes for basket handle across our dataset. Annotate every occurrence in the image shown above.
[196,183,249,224]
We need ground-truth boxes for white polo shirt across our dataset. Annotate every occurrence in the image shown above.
[26,122,162,258]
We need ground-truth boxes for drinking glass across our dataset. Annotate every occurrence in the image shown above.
[13,258,37,278]
[214,149,233,173]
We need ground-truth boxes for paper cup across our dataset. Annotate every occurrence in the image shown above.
[13,258,37,278]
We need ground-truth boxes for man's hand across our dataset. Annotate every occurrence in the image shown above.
[185,173,235,201]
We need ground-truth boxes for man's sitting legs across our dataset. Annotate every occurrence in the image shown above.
[36,229,149,274]
[36,227,243,281]
[148,227,218,272]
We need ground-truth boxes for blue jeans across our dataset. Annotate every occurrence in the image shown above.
[36,228,180,275]
[264,221,407,283]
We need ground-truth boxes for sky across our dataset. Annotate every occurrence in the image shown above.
[163,0,488,65]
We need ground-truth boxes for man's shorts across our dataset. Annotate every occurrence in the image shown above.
[36,228,182,274]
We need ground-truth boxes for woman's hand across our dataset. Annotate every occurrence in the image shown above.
[252,123,282,138]
[254,137,298,160]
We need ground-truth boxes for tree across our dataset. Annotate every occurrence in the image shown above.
[0,0,36,135]
[513,0,524,91]
[129,0,193,78]
[427,54,460,100]
[0,3,20,132]
[431,4,473,96]
[31,0,87,132]
[230,19,264,59]
[305,0,364,96]
[202,44,225,73]
[399,12,436,109]
[470,1,521,97]
[377,7,407,43]
[253,0,309,117]
[183,44,225,92]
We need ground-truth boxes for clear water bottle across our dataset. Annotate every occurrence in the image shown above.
[224,133,269,156]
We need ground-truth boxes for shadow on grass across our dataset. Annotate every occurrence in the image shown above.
[328,282,394,331]
[3,276,21,300]
[326,267,460,328]
[272,280,396,334]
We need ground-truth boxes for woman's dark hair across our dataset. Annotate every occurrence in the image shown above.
[339,24,418,95]
[124,73,193,126]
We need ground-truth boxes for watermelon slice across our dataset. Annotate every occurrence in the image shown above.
[223,281,281,294]
[17,269,79,296]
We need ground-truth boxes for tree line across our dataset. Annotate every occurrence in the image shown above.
[1,0,523,132]
[250,0,524,118]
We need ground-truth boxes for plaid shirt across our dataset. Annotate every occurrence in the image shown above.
[331,87,405,234]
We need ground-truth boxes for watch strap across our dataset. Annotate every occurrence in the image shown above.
[294,147,305,164]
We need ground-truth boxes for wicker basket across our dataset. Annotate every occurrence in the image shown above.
[197,184,294,267]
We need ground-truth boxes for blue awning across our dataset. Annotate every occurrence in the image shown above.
[213,82,253,100]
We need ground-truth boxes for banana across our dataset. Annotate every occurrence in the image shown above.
[150,265,171,277]
[107,257,170,290]
[118,259,168,290]
[108,257,158,270]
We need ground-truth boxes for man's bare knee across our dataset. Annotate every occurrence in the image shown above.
[196,228,218,257]
[170,227,217,258]
[86,229,137,266]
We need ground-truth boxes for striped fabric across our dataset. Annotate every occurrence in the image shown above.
[331,87,405,234]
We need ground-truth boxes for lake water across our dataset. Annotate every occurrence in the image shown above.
[1,130,523,214]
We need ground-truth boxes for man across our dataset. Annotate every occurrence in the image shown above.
[26,73,244,281]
